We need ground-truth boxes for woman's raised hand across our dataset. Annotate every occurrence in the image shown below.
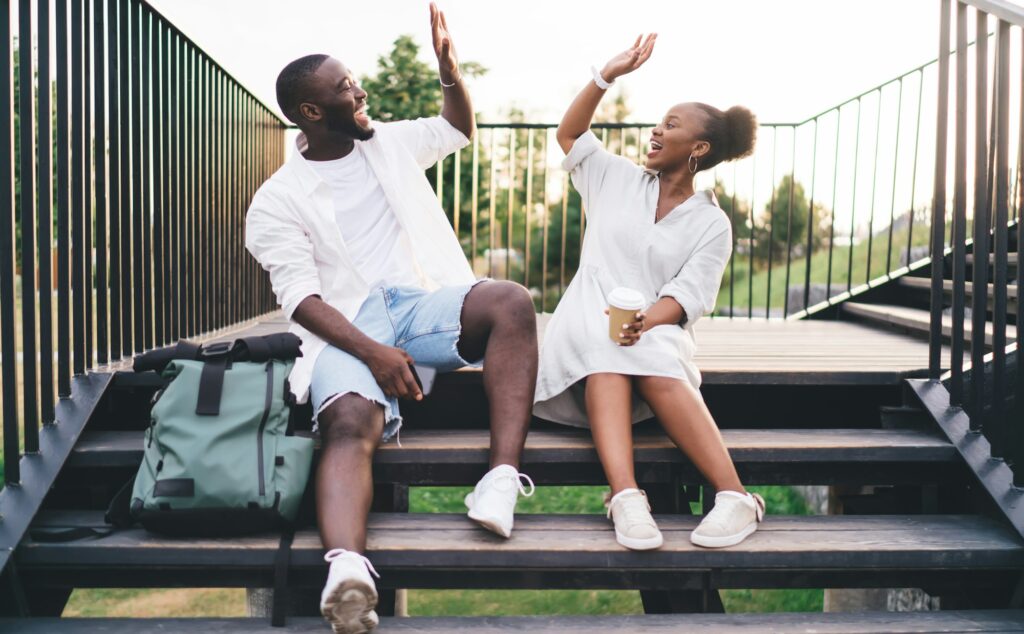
[601,34,657,82]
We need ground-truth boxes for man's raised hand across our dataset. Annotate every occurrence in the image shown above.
[430,2,459,84]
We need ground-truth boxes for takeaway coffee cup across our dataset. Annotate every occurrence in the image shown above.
[607,287,647,343]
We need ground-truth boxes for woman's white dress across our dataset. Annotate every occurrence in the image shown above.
[533,131,733,427]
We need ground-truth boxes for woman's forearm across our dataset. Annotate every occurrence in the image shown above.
[643,297,686,330]
[556,80,608,154]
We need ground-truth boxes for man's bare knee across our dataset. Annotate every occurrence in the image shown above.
[318,393,386,448]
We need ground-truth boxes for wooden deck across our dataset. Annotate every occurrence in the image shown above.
[207,311,948,386]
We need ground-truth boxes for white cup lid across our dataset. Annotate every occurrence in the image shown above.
[607,287,646,310]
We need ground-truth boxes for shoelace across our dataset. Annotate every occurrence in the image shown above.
[607,492,654,526]
[486,471,536,498]
[323,548,381,579]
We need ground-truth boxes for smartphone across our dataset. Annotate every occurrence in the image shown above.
[410,364,437,396]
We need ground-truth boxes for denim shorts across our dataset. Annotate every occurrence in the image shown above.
[309,281,486,442]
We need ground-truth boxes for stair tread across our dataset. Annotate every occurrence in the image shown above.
[71,428,958,467]
[21,512,1024,572]
[843,303,1018,342]
[900,277,1019,297]
[4,612,1024,633]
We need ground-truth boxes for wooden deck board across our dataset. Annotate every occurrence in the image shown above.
[211,312,945,384]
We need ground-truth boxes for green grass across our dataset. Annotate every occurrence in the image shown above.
[718,224,935,313]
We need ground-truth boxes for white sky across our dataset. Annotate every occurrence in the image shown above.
[148,0,954,125]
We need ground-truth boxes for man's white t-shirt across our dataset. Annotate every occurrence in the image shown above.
[306,145,422,290]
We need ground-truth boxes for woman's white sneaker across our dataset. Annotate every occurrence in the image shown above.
[690,490,766,549]
[465,464,535,538]
[320,549,381,634]
[605,488,664,551]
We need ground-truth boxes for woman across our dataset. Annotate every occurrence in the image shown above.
[533,34,764,550]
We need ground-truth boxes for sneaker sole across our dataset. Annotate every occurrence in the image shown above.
[616,531,664,551]
[321,580,379,634]
[689,521,759,549]
[465,492,512,539]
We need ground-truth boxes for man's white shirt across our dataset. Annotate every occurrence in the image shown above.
[245,117,474,404]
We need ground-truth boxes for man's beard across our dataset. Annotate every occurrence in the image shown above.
[324,108,375,141]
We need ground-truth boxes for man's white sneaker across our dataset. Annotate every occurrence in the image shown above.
[605,488,663,551]
[320,549,381,634]
[690,490,766,549]
[465,464,535,538]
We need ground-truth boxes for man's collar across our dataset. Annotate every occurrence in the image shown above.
[288,132,324,195]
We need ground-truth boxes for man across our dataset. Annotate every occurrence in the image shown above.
[245,5,537,632]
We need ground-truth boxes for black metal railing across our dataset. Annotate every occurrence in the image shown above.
[433,53,960,319]
[0,0,286,488]
[930,0,1023,485]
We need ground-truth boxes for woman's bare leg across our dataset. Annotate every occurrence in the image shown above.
[635,376,744,493]
[585,373,639,495]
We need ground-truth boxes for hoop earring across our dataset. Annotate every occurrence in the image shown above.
[688,153,699,174]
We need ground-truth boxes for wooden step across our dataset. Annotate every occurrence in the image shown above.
[5,611,1024,633]
[18,512,1023,591]
[64,428,963,487]
[843,302,1017,346]
[899,277,1018,314]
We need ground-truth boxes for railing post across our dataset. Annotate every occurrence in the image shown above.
[1,0,20,486]
[950,0,969,406]
[930,0,952,379]
[970,8,991,429]
[990,17,1011,459]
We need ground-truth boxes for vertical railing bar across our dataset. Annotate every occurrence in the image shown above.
[130,0,144,353]
[930,0,952,379]
[990,17,1010,458]
[907,69,925,273]
[488,129,496,279]
[525,127,534,289]
[18,0,39,453]
[57,0,71,394]
[541,129,550,312]
[1015,34,1024,487]
[106,0,121,361]
[470,132,478,275]
[453,146,461,241]
[848,98,863,293]
[803,119,819,312]
[747,150,756,318]
[886,78,905,274]
[866,90,884,284]
[140,2,152,350]
[71,0,85,376]
[38,0,54,422]
[150,9,164,346]
[783,127,797,317]
[560,167,568,297]
[950,0,969,407]
[971,7,991,428]
[506,129,515,281]
[84,0,94,368]
[729,161,737,316]
[1,0,21,484]
[765,127,778,317]
[827,108,842,300]
[118,0,132,356]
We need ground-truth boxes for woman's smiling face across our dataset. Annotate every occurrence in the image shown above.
[646,103,710,173]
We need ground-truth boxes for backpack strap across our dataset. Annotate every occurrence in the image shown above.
[195,342,234,416]
[234,333,302,363]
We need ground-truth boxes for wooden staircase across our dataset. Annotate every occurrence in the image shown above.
[3,313,1023,632]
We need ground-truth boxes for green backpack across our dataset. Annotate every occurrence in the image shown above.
[111,334,314,537]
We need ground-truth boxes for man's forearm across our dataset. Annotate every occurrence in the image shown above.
[440,74,475,139]
[292,295,379,360]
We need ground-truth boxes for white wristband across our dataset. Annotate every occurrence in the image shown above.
[591,66,614,90]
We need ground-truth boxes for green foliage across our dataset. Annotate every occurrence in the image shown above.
[361,35,486,123]
[754,174,829,263]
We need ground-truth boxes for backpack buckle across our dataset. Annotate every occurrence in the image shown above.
[200,341,233,359]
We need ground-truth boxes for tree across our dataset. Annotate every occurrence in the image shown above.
[754,174,828,262]
[361,35,486,123]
